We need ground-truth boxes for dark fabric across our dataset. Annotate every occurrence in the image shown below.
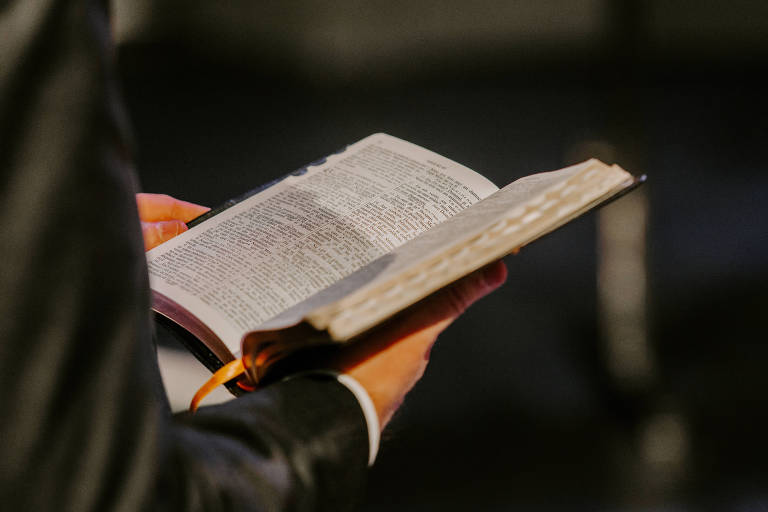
[0,1,368,510]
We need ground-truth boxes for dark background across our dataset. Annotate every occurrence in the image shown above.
[117,1,768,510]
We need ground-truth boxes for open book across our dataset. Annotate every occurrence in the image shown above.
[148,134,643,404]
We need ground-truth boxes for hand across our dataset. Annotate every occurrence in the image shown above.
[333,260,507,429]
[136,193,210,251]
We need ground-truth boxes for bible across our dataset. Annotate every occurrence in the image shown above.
[147,133,643,406]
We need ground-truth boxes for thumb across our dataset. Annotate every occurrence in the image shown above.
[141,220,188,251]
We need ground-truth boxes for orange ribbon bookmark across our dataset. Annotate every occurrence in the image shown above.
[190,358,246,412]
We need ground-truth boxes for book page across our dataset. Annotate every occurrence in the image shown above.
[255,162,589,332]
[289,160,634,341]
[147,134,498,352]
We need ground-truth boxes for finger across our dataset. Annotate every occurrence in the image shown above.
[385,259,508,343]
[331,261,506,427]
[335,260,507,368]
[141,220,188,251]
[394,259,508,357]
[425,259,508,322]
[346,262,507,425]
[136,193,210,223]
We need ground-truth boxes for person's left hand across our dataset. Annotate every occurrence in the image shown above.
[136,193,210,251]
[329,260,507,429]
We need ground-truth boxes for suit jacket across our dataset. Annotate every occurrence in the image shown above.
[0,1,369,510]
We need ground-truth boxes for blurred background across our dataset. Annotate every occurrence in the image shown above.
[115,1,768,510]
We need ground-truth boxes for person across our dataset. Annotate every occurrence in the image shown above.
[0,1,506,510]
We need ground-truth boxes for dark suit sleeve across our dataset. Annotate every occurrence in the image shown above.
[0,1,368,510]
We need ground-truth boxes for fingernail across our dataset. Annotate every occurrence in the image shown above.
[159,220,187,239]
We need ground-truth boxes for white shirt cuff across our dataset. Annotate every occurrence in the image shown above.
[334,373,380,466]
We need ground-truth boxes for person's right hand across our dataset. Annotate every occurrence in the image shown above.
[332,260,507,429]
